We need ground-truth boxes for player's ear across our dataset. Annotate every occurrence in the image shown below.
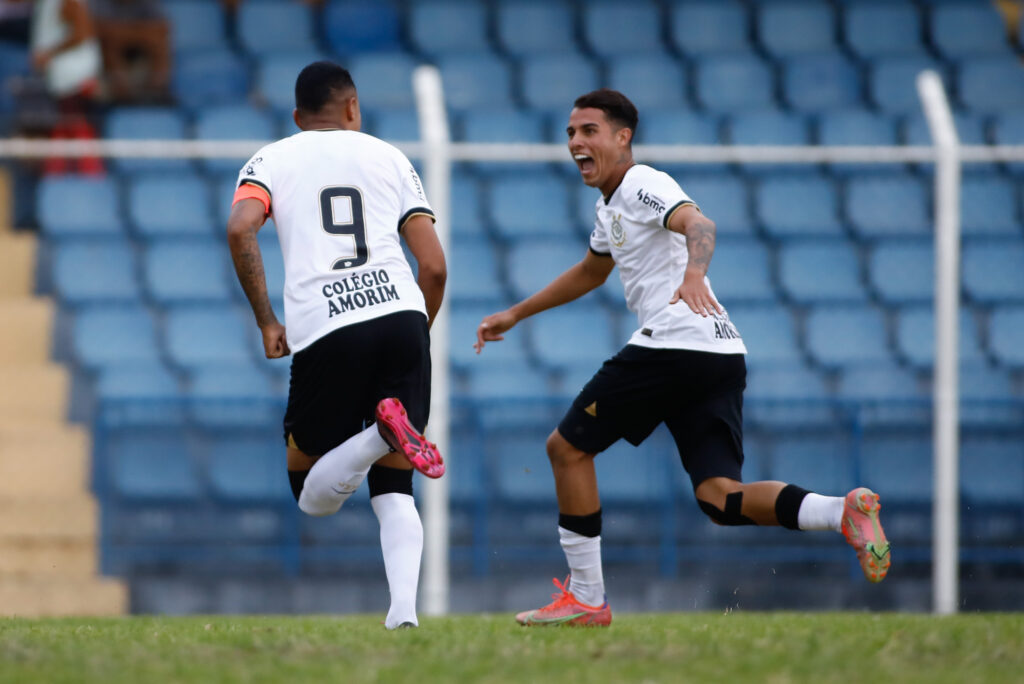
[292,108,302,130]
[346,95,361,131]
[617,126,633,147]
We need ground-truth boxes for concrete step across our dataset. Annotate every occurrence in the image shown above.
[0,538,98,576]
[0,424,89,495]
[0,298,53,364]
[0,364,69,423]
[0,496,97,538]
[0,232,36,297]
[0,576,127,616]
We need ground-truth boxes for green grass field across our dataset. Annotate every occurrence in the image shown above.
[1,613,1022,683]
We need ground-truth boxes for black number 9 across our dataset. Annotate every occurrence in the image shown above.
[320,186,368,270]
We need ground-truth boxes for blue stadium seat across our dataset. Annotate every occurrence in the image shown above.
[782,53,861,113]
[608,55,687,110]
[958,57,1024,114]
[709,238,775,304]
[104,107,189,173]
[449,304,529,370]
[165,305,256,370]
[593,440,672,504]
[729,110,810,145]
[745,365,835,427]
[53,239,140,305]
[959,362,1019,427]
[755,173,842,238]
[491,426,556,501]
[37,175,123,237]
[959,175,1020,236]
[992,112,1024,175]
[836,363,930,426]
[488,172,574,239]
[188,364,279,428]
[868,239,934,304]
[106,430,202,501]
[448,237,505,304]
[902,112,988,146]
[960,438,1024,505]
[495,0,576,56]
[521,54,600,113]
[96,363,181,403]
[458,109,547,144]
[817,109,900,175]
[894,306,986,368]
[869,57,949,113]
[323,0,402,55]
[758,2,836,57]
[669,1,749,56]
[195,105,276,174]
[205,433,292,502]
[674,174,751,235]
[531,303,617,370]
[988,306,1024,367]
[930,2,1014,60]
[636,110,721,145]
[128,174,212,237]
[583,0,664,57]
[860,436,933,504]
[348,53,418,110]
[576,187,603,232]
[73,306,161,370]
[727,305,804,367]
[695,54,775,113]
[768,436,853,494]
[450,170,485,238]
[368,109,419,141]
[256,51,327,113]
[463,361,552,401]
[237,0,314,55]
[409,0,489,57]
[173,50,249,112]
[804,305,892,368]
[962,240,1024,303]
[143,239,232,304]
[845,174,930,238]
[437,54,514,112]
[213,173,241,228]
[843,2,926,59]
[778,240,867,304]
[164,0,227,53]
[507,238,588,300]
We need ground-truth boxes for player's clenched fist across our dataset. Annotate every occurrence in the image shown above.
[474,310,517,354]
[261,322,290,358]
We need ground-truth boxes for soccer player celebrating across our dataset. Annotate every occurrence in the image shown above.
[475,89,890,627]
[227,62,446,629]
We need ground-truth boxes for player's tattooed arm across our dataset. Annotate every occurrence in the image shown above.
[228,199,289,357]
[667,204,723,317]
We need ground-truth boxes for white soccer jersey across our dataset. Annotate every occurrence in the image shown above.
[589,164,747,354]
[235,130,433,353]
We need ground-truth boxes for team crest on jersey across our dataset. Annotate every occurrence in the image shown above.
[610,213,626,247]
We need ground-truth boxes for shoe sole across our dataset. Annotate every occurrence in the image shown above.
[515,611,612,627]
[375,398,445,479]
[844,489,891,583]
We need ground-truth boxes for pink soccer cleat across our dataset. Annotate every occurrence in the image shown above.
[375,398,445,478]
[842,487,891,583]
[515,576,612,627]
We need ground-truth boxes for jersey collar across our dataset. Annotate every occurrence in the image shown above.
[602,163,637,205]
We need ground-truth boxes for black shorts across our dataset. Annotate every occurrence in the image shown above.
[558,345,746,490]
[283,310,431,457]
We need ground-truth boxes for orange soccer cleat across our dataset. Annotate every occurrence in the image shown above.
[375,397,445,478]
[842,487,891,583]
[515,577,612,627]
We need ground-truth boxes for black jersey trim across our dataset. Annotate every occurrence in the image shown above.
[589,246,612,257]
[239,178,271,196]
[398,206,436,231]
[662,200,697,229]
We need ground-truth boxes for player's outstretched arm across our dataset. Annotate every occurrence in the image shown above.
[667,204,724,318]
[227,198,289,358]
[401,214,447,328]
[475,249,613,354]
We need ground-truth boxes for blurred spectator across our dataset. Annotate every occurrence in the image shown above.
[29,0,103,174]
[91,0,170,102]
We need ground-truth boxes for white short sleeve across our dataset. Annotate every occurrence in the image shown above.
[395,153,435,230]
[624,167,697,229]
[237,148,273,200]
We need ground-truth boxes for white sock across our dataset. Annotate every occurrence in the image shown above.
[797,493,844,532]
[372,493,423,629]
[298,425,390,516]
[559,526,605,607]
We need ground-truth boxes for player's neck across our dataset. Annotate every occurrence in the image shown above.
[600,160,635,201]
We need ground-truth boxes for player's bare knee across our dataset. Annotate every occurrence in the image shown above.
[546,430,587,468]
[695,478,754,526]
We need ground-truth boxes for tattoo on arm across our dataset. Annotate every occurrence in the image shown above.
[685,217,716,274]
[230,231,276,327]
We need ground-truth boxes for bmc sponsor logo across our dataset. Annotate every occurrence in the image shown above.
[636,188,666,214]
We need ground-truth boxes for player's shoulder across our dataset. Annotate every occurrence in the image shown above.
[623,164,677,192]
[619,164,681,215]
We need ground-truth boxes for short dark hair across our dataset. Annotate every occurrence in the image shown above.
[573,88,639,137]
[295,61,356,114]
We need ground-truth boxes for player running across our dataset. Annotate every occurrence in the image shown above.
[227,61,446,629]
[474,89,889,627]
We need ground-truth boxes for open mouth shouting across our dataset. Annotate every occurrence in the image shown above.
[574,153,596,178]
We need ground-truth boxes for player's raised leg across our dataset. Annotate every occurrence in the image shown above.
[515,430,611,627]
[293,425,391,516]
